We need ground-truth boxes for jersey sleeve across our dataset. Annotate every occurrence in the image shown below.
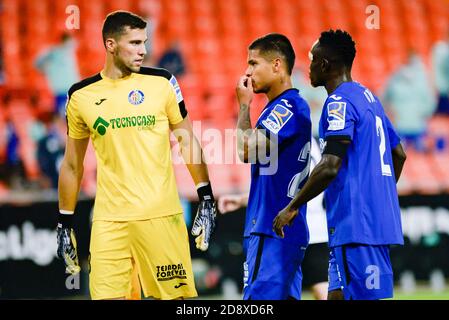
[256,99,307,145]
[166,75,188,125]
[66,92,90,139]
[321,96,356,141]
[384,114,401,149]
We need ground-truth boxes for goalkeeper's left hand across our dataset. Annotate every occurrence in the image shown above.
[191,183,217,251]
[56,212,81,275]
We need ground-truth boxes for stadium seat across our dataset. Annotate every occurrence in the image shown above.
[0,181,10,197]
[204,164,236,196]
[250,94,268,124]
[403,149,442,194]
[2,0,449,199]
[5,99,41,180]
[179,75,207,120]
[217,129,252,194]
[396,165,413,196]
[428,116,449,138]
[78,0,103,23]
[426,0,449,42]
[106,0,134,12]
[137,0,161,16]
[233,162,251,194]
[172,147,196,200]
[189,0,215,17]
[320,0,351,31]
[196,119,236,193]
[35,89,55,114]
[430,153,449,192]
[164,0,188,19]
[184,94,207,121]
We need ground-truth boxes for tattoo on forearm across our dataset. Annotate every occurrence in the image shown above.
[237,104,251,131]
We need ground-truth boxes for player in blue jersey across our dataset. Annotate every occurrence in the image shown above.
[273,30,407,300]
[218,137,329,300]
[236,33,312,300]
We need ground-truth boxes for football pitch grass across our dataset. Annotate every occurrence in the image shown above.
[390,289,449,300]
[299,288,449,300]
[199,288,449,300]
[66,286,449,300]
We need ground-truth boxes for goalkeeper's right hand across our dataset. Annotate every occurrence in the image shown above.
[56,212,81,275]
[191,199,217,251]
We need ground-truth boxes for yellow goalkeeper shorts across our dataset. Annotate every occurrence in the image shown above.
[89,213,198,300]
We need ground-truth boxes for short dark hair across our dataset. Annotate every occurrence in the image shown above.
[102,11,147,45]
[318,29,356,68]
[249,33,296,75]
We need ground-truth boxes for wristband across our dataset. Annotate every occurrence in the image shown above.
[58,210,74,228]
[197,183,214,202]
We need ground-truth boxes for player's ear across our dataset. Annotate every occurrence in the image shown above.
[105,38,116,53]
[273,58,281,73]
[321,58,330,73]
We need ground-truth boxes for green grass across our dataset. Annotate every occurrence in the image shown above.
[300,288,449,300]
[391,290,449,300]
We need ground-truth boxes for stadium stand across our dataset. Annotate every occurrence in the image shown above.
[0,0,448,198]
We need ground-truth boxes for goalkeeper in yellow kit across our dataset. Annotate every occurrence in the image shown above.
[56,11,216,300]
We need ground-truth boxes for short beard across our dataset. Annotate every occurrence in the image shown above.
[113,51,138,75]
[253,85,269,94]
[310,78,324,88]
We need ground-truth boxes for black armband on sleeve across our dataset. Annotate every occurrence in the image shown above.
[323,140,349,159]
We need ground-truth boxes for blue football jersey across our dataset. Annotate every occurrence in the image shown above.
[245,89,311,246]
[318,82,404,247]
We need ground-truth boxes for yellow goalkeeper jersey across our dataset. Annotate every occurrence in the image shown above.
[66,67,187,221]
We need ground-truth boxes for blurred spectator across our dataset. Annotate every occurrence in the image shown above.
[383,52,436,152]
[5,122,24,189]
[34,112,65,189]
[431,32,449,115]
[292,66,327,138]
[35,33,80,118]
[157,41,186,78]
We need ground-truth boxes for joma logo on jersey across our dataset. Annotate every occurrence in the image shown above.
[93,115,156,135]
[156,264,187,281]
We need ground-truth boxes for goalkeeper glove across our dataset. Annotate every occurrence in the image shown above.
[191,183,217,251]
[56,211,81,275]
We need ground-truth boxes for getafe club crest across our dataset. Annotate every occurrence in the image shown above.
[128,89,145,105]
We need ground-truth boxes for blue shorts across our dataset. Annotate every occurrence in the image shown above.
[328,244,394,300]
[243,234,306,300]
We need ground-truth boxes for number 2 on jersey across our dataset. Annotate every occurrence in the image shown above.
[287,142,311,198]
[376,116,392,176]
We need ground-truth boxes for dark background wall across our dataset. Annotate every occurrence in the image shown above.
[1,195,448,299]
